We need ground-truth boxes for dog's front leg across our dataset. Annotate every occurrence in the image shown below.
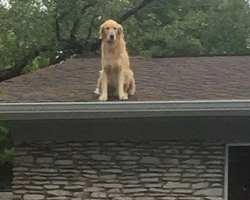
[94,76,101,95]
[128,77,136,95]
[99,72,108,101]
[94,70,102,95]
[118,70,128,100]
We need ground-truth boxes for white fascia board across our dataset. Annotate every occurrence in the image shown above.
[1,100,250,120]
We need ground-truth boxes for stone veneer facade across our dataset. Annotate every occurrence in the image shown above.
[13,141,225,200]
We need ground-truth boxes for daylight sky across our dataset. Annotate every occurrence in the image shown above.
[0,0,9,8]
[1,0,250,9]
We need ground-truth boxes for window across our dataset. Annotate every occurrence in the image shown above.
[228,145,250,200]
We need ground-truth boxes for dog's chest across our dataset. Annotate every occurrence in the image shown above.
[102,54,122,73]
[102,63,119,86]
[105,65,119,80]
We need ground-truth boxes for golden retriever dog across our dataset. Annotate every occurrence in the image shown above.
[94,69,135,97]
[94,19,136,101]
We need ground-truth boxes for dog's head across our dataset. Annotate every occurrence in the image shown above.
[99,19,123,43]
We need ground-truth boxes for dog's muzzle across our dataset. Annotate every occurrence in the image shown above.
[110,34,114,40]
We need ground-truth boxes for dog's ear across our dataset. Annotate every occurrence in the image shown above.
[99,24,105,40]
[118,24,124,38]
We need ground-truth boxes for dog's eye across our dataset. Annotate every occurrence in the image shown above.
[106,27,109,30]
[114,27,117,30]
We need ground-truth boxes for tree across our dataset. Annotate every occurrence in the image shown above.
[0,122,13,189]
[0,0,250,80]
[0,0,156,81]
[200,0,250,54]
[124,0,250,57]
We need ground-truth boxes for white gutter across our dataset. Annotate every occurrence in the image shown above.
[1,100,250,120]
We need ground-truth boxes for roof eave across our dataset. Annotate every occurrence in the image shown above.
[1,100,250,120]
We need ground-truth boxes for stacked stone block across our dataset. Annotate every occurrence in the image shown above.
[13,141,225,200]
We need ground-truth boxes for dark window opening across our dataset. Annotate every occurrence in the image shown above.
[229,146,250,200]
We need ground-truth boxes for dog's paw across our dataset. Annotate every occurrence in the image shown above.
[119,93,128,100]
[94,88,100,95]
[129,90,135,96]
[99,95,108,101]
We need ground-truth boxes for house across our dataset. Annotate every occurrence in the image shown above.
[1,55,250,200]
[0,192,12,200]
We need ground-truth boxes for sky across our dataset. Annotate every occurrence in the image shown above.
[0,0,9,8]
[1,0,250,9]
[0,0,46,10]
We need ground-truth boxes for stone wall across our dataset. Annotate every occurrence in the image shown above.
[13,141,225,200]
[0,192,12,200]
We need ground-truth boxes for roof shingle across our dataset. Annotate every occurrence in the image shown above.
[1,55,250,102]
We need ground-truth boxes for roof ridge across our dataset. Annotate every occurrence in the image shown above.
[1,55,250,102]
[148,53,250,59]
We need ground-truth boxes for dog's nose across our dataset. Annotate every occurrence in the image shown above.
[110,34,114,40]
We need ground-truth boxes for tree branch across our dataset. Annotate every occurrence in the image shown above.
[54,0,78,41]
[118,0,155,23]
[70,3,95,40]
[85,15,98,44]
[0,47,49,82]
[88,0,155,53]
[54,6,60,41]
[0,0,155,81]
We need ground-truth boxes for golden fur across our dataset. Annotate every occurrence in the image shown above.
[94,19,136,101]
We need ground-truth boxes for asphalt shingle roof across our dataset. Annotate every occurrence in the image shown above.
[1,55,250,102]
